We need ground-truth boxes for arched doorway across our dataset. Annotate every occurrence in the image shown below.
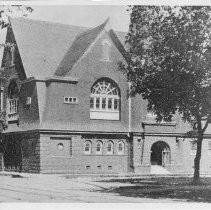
[150,141,171,167]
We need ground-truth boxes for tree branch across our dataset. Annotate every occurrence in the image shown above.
[202,115,211,133]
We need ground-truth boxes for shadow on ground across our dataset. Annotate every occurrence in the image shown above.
[96,177,211,203]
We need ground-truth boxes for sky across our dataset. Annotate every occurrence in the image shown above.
[29,5,130,32]
[0,5,130,64]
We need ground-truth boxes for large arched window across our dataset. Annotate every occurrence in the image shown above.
[90,78,120,120]
[7,80,19,122]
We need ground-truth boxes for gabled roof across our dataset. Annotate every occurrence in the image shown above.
[9,17,87,78]
[8,17,127,79]
[55,18,109,76]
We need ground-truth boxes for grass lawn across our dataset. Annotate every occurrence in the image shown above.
[96,177,211,203]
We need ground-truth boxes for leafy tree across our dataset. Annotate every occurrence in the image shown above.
[0,5,33,171]
[0,5,33,28]
[120,6,211,184]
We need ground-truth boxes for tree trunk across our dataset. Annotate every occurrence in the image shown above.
[193,132,203,184]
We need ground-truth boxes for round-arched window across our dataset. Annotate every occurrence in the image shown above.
[107,141,114,155]
[117,141,125,155]
[96,141,103,155]
[84,140,92,155]
[90,78,120,120]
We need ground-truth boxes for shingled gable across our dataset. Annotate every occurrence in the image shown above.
[54,18,128,77]
[9,17,88,79]
[8,17,127,80]
[54,18,109,76]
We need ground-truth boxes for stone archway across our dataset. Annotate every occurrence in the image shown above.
[150,141,171,167]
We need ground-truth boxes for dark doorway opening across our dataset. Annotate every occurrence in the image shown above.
[150,141,170,166]
[4,139,22,172]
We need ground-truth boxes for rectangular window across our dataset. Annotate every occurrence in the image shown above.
[0,87,3,112]
[102,98,106,109]
[114,99,119,110]
[64,97,78,104]
[90,97,94,109]
[64,97,69,103]
[9,98,18,114]
[96,97,100,109]
[70,139,72,156]
[208,141,211,155]
[108,98,112,109]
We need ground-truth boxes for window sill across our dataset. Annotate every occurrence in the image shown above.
[142,121,177,126]
[83,154,127,156]
[90,109,119,113]
[7,113,19,122]
[90,111,119,120]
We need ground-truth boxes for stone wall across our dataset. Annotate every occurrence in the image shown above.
[39,133,129,174]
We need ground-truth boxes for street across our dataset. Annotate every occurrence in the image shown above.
[0,173,185,203]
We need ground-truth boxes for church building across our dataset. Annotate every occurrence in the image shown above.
[0,17,211,175]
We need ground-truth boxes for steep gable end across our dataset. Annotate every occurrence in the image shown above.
[54,19,109,77]
[9,17,87,79]
[54,19,127,77]
[1,26,26,80]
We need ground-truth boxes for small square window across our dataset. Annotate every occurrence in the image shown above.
[69,97,72,103]
[64,97,78,104]
[97,165,102,169]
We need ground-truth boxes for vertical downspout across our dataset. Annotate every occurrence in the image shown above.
[128,82,134,172]
[128,82,132,133]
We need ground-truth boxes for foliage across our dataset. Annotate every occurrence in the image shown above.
[120,6,211,183]
[121,6,211,123]
[0,5,33,28]
[0,5,33,161]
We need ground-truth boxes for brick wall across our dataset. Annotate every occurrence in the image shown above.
[21,132,40,173]
[39,133,129,174]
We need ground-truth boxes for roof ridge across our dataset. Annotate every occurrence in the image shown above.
[54,19,109,77]
[75,17,109,39]
[9,16,90,30]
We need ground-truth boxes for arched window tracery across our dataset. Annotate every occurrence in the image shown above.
[90,78,120,120]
